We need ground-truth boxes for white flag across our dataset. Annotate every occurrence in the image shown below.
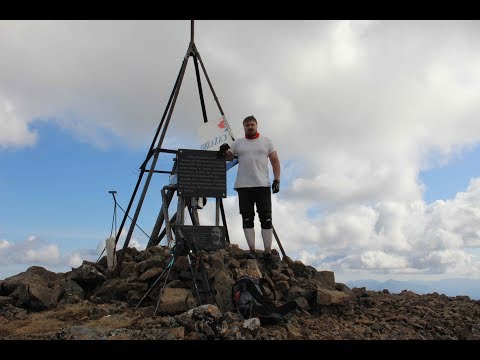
[197,116,235,151]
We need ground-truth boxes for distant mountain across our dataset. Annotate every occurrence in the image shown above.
[345,278,480,300]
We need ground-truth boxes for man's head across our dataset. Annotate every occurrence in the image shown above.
[212,227,222,240]
[243,115,258,137]
[211,227,222,247]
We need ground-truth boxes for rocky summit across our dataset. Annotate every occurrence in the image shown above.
[1,243,479,341]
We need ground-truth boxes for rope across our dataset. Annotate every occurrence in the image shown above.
[97,196,151,263]
[115,201,150,239]
[109,205,116,238]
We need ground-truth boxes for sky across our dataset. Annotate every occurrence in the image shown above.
[1,20,480,291]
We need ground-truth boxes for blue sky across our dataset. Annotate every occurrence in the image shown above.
[419,145,480,204]
[1,21,480,294]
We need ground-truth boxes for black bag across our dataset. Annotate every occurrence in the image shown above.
[231,276,297,324]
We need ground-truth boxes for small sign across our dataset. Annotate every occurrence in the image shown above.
[177,149,226,198]
[176,225,225,252]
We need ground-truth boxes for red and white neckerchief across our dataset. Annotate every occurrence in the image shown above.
[245,132,260,139]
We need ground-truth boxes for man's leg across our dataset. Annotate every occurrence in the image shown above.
[238,188,256,253]
[243,228,255,252]
[257,187,273,254]
[261,228,273,254]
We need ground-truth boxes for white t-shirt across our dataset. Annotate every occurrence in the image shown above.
[230,136,275,189]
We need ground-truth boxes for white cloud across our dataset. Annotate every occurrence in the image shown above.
[0,95,37,149]
[0,239,12,249]
[0,234,102,276]
[23,244,60,262]
[68,253,84,268]
[274,178,480,279]
[128,237,145,251]
[359,251,408,270]
[0,235,61,265]
[331,20,361,68]
[2,20,480,283]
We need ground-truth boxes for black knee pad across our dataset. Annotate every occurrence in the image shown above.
[259,211,272,229]
[242,212,255,228]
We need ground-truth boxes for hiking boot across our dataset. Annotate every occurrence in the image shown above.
[245,251,257,259]
[263,253,279,269]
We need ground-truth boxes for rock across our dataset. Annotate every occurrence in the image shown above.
[316,288,352,306]
[1,244,480,340]
[243,317,261,332]
[157,287,197,314]
[2,266,61,294]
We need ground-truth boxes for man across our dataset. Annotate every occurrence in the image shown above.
[210,226,224,250]
[219,115,280,266]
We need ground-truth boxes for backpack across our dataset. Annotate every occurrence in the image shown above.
[231,276,298,324]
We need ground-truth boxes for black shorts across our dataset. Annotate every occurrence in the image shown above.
[237,187,271,214]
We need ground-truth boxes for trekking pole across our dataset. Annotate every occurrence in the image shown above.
[190,235,214,304]
[187,252,202,305]
[135,256,174,309]
[176,228,203,304]
[272,225,287,258]
[153,267,174,316]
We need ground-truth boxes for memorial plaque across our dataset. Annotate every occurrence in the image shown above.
[177,149,226,198]
[176,225,226,252]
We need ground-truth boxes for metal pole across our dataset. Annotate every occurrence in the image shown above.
[156,213,177,245]
[191,207,200,226]
[114,43,191,276]
[115,151,161,275]
[113,199,151,239]
[161,188,175,245]
[147,160,177,248]
[109,191,118,237]
[272,225,286,259]
[96,190,119,263]
[192,53,208,123]
[215,198,220,226]
[113,54,186,250]
[191,20,194,43]
[194,44,235,141]
[219,198,230,244]
[147,187,175,248]
[176,195,185,228]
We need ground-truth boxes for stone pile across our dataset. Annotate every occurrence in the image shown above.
[1,243,479,340]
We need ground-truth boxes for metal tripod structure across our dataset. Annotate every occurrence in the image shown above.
[112,20,286,277]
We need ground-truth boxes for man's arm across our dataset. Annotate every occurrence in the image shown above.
[268,151,280,180]
[225,149,234,161]
[219,143,234,161]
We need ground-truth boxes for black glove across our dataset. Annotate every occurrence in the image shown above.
[218,143,230,158]
[272,180,280,194]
